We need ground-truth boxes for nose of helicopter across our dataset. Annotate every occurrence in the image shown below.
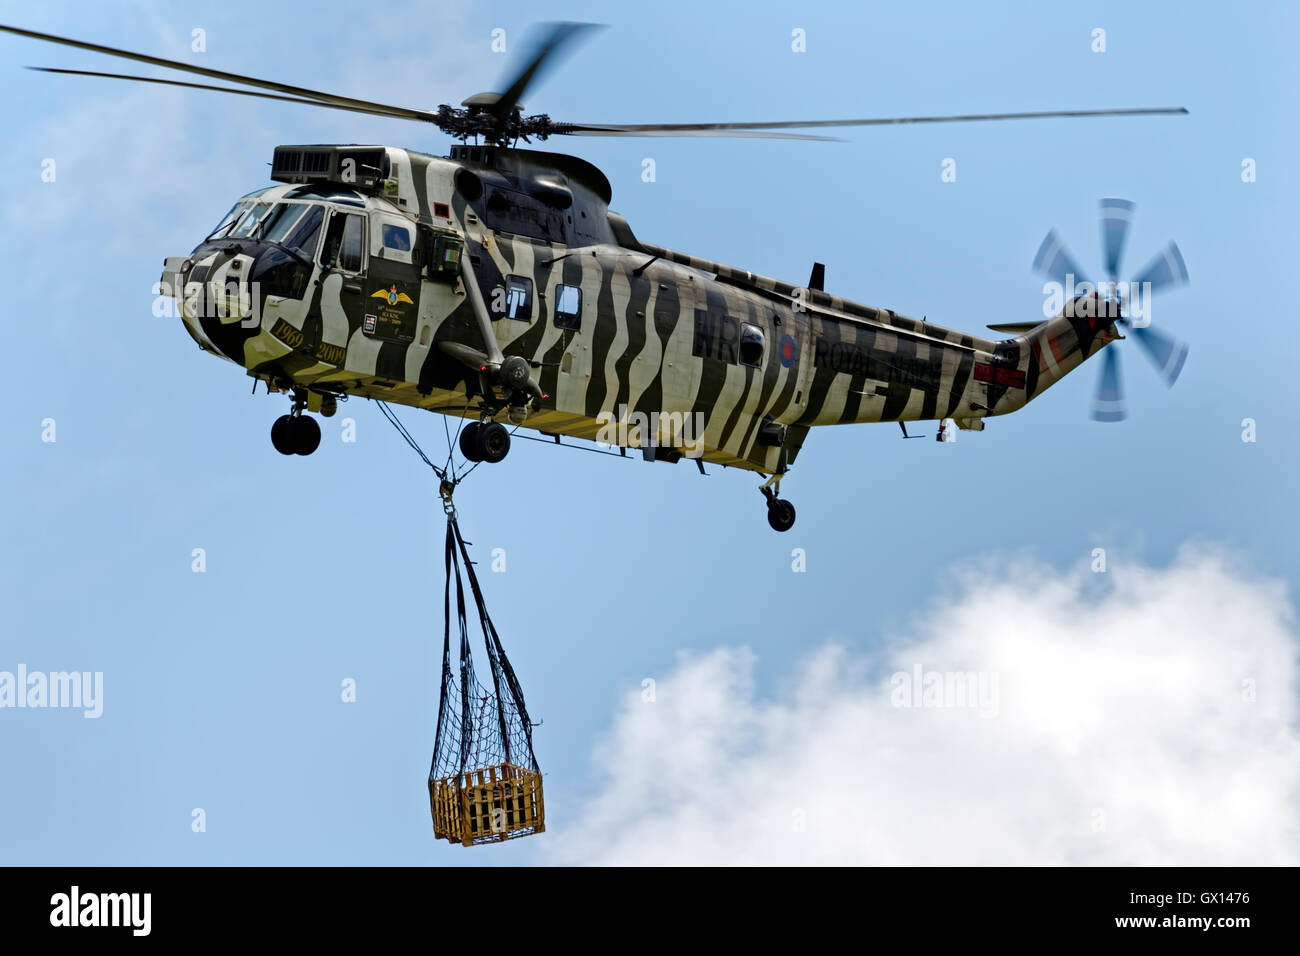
[162,248,260,364]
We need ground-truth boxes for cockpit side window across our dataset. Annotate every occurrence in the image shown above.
[280,205,324,259]
[320,210,366,273]
[320,212,343,266]
[259,203,309,244]
[339,215,364,272]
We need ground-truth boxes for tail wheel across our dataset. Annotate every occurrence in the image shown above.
[766,498,796,533]
[459,421,483,462]
[271,415,295,455]
[476,422,511,464]
[292,415,321,456]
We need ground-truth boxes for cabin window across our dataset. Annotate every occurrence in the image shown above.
[554,283,582,330]
[497,275,533,321]
[373,216,416,265]
[739,323,765,367]
[381,223,412,253]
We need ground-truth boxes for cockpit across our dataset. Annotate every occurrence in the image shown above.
[167,146,465,369]
[195,186,386,300]
[181,176,466,355]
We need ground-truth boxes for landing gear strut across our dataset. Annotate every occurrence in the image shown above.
[271,391,321,456]
[458,419,511,464]
[759,474,796,532]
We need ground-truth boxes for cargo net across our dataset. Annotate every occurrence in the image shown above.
[429,516,544,847]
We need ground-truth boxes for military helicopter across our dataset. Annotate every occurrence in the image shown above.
[2,22,1191,531]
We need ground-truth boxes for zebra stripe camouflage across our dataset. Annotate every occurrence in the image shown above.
[161,143,1115,477]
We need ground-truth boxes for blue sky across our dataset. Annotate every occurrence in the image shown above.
[1,0,1296,865]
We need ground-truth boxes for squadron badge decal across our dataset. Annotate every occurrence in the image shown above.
[364,285,417,342]
[372,285,414,306]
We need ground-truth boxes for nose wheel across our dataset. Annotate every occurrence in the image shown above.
[759,475,796,532]
[271,413,321,456]
[458,420,511,464]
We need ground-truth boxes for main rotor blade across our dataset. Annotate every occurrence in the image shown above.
[492,22,601,120]
[0,23,434,122]
[562,106,1188,136]
[1099,198,1135,283]
[1091,347,1127,422]
[1132,241,1190,295]
[27,67,433,122]
[562,125,840,141]
[1032,229,1090,288]
[1129,324,1189,386]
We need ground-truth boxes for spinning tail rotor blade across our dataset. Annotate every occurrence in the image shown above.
[1132,241,1190,295]
[1099,198,1135,282]
[1032,229,1090,287]
[1129,324,1189,386]
[1091,347,1127,422]
[1032,200,1190,421]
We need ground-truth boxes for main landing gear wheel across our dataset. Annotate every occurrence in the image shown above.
[458,420,510,464]
[476,422,511,463]
[271,415,294,455]
[271,414,321,456]
[766,498,796,533]
[292,415,321,455]
[459,421,483,462]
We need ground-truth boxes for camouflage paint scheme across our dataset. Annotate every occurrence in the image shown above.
[162,144,1118,477]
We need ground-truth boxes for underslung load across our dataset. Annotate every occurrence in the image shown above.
[429,514,544,847]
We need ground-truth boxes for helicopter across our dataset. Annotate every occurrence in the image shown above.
[1,22,1191,531]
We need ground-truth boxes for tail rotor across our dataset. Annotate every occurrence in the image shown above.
[1032,199,1190,421]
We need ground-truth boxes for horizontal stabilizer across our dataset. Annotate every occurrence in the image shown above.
[986,321,1041,334]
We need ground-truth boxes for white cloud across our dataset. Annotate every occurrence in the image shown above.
[554,548,1300,865]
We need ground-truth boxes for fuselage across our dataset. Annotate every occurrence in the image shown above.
[162,143,1114,475]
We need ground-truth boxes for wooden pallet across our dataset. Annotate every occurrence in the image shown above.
[430,763,545,847]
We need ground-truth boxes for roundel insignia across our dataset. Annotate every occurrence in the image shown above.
[779,334,797,368]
